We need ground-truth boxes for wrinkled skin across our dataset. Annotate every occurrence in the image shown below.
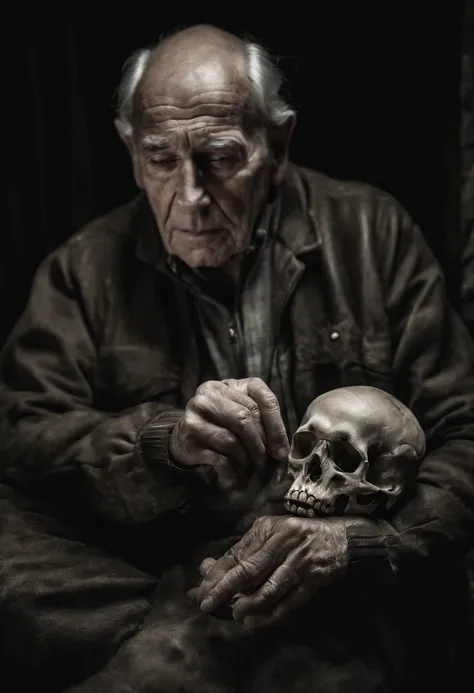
[170,377,289,491]
[195,514,349,628]
[120,25,294,272]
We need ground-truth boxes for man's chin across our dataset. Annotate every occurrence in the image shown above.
[179,248,235,269]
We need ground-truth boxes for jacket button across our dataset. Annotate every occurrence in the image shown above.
[329,331,340,341]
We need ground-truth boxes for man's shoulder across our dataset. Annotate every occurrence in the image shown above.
[46,195,146,281]
[290,164,408,220]
[64,195,144,255]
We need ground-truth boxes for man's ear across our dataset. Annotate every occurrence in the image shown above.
[114,118,144,189]
[270,114,296,186]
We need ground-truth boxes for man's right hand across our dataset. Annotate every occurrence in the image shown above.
[169,378,289,490]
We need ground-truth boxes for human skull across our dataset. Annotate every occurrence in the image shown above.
[285,386,425,517]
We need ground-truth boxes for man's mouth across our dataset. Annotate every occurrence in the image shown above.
[178,227,224,236]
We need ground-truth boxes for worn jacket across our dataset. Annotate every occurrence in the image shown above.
[1,165,474,578]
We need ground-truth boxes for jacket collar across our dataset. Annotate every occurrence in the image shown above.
[276,164,322,258]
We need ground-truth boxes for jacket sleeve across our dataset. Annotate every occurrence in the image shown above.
[0,249,198,525]
[345,198,474,581]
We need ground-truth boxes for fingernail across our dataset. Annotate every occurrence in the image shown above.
[200,599,212,613]
[276,446,289,462]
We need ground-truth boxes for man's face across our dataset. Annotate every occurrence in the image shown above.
[128,51,287,268]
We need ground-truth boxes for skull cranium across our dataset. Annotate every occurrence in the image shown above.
[285,386,425,517]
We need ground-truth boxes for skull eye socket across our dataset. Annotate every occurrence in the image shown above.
[329,440,362,473]
[291,430,318,459]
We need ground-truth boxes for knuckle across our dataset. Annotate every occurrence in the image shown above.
[253,516,267,530]
[182,410,200,429]
[250,377,265,388]
[261,577,280,598]
[196,380,216,396]
[236,409,252,429]
[228,545,241,562]
[261,393,279,410]
[191,393,209,412]
[246,400,260,417]
[221,432,238,449]
[238,560,256,580]
[286,517,308,540]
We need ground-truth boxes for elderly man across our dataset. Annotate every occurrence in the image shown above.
[0,24,473,693]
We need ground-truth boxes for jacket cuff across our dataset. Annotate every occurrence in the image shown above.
[345,518,397,585]
[139,411,189,471]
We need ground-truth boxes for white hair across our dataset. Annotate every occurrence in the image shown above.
[115,35,296,138]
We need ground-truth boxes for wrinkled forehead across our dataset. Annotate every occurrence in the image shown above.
[134,51,258,138]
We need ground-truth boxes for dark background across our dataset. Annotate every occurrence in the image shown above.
[1,6,464,345]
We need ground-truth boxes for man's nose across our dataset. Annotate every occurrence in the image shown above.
[176,159,210,212]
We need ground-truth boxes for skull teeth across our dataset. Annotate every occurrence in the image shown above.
[285,499,316,518]
[285,489,334,517]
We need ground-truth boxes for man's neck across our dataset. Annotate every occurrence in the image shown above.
[196,255,245,310]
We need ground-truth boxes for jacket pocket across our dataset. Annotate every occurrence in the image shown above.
[289,320,394,428]
[341,361,394,393]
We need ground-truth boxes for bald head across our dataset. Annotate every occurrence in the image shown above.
[116,24,295,138]
[136,25,254,132]
[149,24,246,66]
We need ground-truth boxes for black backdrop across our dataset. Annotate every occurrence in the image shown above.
[1,6,464,345]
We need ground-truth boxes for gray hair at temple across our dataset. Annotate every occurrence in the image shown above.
[115,36,296,138]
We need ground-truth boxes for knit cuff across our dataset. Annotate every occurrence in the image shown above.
[345,518,396,585]
[139,411,187,470]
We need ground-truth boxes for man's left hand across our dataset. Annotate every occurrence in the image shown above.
[196,515,349,629]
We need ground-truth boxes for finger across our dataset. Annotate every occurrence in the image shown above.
[199,557,217,577]
[192,390,266,465]
[215,382,267,448]
[188,417,251,477]
[196,530,266,605]
[221,379,266,442]
[196,554,238,604]
[242,379,289,461]
[242,584,312,629]
[199,546,281,613]
[231,563,300,622]
[199,380,266,443]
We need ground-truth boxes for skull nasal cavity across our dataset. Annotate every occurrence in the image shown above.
[309,457,322,481]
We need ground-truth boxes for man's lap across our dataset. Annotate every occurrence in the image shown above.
[0,483,157,690]
[0,483,415,693]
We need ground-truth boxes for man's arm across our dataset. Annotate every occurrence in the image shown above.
[346,198,474,579]
[0,249,196,525]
